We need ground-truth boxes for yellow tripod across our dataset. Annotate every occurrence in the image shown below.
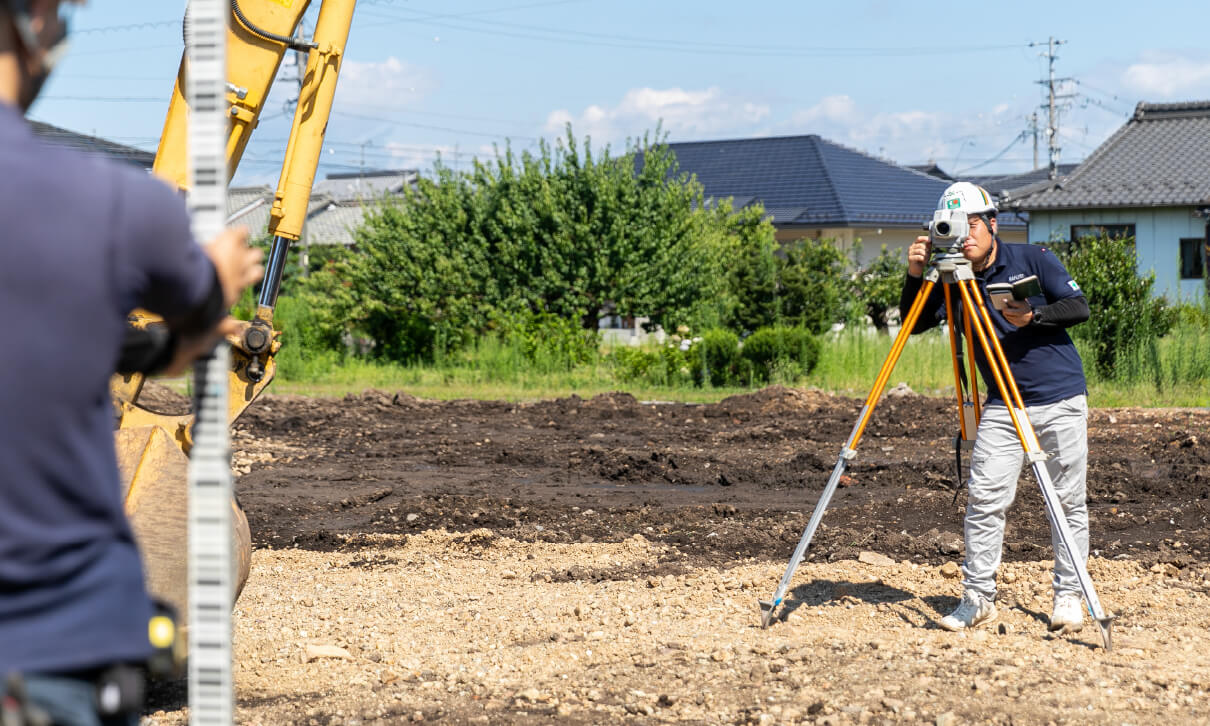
[758,251,1115,650]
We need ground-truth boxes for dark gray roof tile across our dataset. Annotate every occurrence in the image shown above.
[1010,101,1210,210]
[30,121,155,169]
[664,135,1024,229]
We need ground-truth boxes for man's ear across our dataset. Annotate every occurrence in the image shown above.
[989,216,998,236]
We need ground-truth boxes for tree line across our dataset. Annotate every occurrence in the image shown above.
[260,126,1204,387]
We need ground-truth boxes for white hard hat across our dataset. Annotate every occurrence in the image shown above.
[937,182,997,216]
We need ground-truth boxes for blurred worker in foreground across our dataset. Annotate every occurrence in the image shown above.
[0,1,263,723]
[899,182,1091,636]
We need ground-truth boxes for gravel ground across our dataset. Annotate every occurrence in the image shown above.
[144,530,1210,725]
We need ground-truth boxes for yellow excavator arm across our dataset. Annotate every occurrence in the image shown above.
[113,0,358,619]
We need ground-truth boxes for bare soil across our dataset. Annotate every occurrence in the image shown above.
[142,385,1210,725]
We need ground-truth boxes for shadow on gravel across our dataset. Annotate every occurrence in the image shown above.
[775,579,916,623]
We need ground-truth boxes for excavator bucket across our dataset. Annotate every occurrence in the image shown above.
[116,424,252,637]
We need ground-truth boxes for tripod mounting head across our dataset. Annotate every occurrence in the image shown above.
[922,250,977,284]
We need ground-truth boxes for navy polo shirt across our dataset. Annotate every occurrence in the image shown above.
[0,102,215,674]
[907,239,1087,406]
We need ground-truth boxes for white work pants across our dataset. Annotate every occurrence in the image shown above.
[961,394,1089,601]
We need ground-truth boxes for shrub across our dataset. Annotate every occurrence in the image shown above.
[492,310,599,373]
[687,329,740,387]
[607,343,691,386]
[740,326,821,382]
[1055,235,1170,379]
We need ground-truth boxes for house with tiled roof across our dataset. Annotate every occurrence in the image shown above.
[228,169,418,250]
[1006,101,1210,300]
[665,135,1028,265]
[30,120,155,169]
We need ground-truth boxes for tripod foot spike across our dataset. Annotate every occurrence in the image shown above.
[759,600,776,628]
[1095,615,1115,651]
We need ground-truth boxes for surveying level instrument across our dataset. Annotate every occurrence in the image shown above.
[758,241,1115,650]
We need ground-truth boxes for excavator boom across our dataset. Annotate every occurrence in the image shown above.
[114,0,358,627]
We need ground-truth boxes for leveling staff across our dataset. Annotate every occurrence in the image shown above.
[899,182,1092,635]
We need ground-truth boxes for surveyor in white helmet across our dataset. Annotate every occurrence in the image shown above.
[900,182,1093,637]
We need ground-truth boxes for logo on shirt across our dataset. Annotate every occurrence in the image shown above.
[1068,280,1081,291]
[1008,273,1026,282]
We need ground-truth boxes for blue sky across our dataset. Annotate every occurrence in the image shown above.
[31,0,1210,186]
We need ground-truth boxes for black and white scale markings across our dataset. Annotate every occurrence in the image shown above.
[185,0,233,722]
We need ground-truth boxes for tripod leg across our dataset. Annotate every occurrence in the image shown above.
[1028,458,1113,648]
[759,454,850,627]
[759,279,936,627]
[956,279,1114,650]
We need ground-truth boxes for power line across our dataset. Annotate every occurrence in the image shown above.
[73,20,178,34]
[40,95,164,102]
[955,133,1028,175]
[366,10,1029,58]
[337,101,538,130]
[332,110,540,142]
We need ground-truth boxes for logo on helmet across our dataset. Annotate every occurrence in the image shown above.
[945,198,961,209]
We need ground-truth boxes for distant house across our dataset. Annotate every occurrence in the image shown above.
[909,162,1080,194]
[30,121,155,169]
[1006,101,1210,300]
[228,169,418,252]
[665,135,1027,264]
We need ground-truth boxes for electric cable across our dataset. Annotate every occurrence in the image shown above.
[955,133,1027,175]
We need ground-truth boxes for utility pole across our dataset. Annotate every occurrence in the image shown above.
[1029,37,1074,179]
[1029,112,1040,170]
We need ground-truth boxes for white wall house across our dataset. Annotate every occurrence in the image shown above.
[1007,102,1210,302]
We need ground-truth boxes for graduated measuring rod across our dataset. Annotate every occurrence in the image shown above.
[186,0,235,722]
[758,253,1115,650]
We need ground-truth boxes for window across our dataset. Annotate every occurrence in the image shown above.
[1180,237,1207,279]
[1071,223,1135,241]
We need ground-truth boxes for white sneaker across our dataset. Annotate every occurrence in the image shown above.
[1049,593,1084,634]
[940,590,997,631]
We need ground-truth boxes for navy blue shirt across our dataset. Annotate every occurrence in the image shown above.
[0,102,214,673]
[904,239,1087,406]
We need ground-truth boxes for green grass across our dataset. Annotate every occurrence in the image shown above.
[161,325,1210,408]
[808,328,957,397]
[807,326,1210,407]
[271,347,751,403]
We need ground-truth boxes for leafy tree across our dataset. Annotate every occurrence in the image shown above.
[847,244,907,331]
[718,204,780,333]
[300,126,760,363]
[777,237,848,334]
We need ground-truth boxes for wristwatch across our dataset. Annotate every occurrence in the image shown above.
[1030,306,1043,325]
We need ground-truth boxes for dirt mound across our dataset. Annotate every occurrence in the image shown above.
[231,387,1210,574]
[714,385,839,418]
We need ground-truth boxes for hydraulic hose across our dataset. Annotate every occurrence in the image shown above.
[231,0,318,51]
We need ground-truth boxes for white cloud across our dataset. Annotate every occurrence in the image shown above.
[1121,53,1210,97]
[792,95,861,125]
[544,86,771,146]
[334,56,436,108]
[786,95,1033,172]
